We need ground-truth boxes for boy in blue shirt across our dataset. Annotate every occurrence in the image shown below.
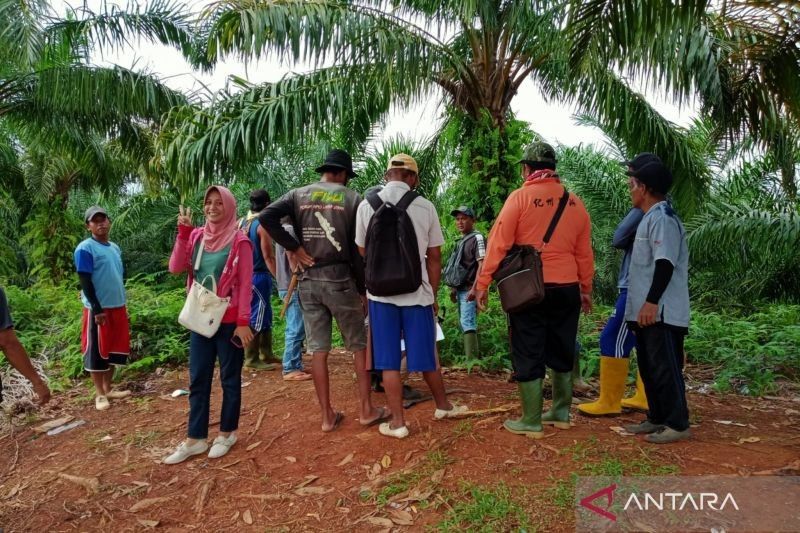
[74,206,131,411]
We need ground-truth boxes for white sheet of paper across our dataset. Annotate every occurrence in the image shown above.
[400,323,444,351]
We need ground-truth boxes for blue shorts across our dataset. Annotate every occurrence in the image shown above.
[599,289,636,358]
[369,301,437,372]
[250,272,273,332]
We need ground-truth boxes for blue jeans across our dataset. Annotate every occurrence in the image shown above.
[279,290,305,374]
[457,289,477,333]
[188,324,243,439]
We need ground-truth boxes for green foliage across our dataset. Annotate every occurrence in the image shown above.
[685,306,800,395]
[437,483,530,533]
[440,109,534,220]
[20,204,85,283]
[4,279,189,379]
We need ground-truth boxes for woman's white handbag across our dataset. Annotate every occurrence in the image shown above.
[178,243,230,338]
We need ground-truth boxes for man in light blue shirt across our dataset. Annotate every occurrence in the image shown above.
[74,206,131,411]
[621,159,691,444]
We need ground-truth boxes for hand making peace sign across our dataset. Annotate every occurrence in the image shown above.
[178,205,193,227]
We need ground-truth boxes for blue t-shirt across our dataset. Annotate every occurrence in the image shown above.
[74,238,126,309]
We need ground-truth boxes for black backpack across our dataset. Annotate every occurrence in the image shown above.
[443,231,478,288]
[364,189,422,296]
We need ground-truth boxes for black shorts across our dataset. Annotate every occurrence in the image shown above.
[508,284,581,382]
[0,287,13,331]
[83,310,128,372]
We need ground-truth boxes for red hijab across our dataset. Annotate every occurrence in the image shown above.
[202,185,238,252]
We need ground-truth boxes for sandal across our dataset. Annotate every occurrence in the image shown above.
[360,406,391,427]
[322,411,344,433]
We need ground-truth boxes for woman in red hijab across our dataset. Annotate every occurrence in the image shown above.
[164,186,254,464]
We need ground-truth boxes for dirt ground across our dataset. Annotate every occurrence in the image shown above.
[1,353,799,532]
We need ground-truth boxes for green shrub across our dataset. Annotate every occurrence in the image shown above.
[4,278,189,379]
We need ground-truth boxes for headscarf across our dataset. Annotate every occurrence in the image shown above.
[202,185,238,252]
[524,168,560,183]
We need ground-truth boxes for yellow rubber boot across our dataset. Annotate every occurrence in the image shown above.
[621,370,649,411]
[577,357,629,416]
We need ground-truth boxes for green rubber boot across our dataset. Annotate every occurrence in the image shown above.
[463,331,479,359]
[503,379,545,439]
[245,332,276,370]
[258,329,279,365]
[542,371,572,429]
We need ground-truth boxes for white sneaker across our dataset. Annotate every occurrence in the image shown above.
[106,389,131,400]
[378,422,409,439]
[208,434,237,459]
[95,395,110,411]
[163,440,208,465]
[434,404,469,420]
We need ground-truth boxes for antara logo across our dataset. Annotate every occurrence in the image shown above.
[580,483,740,522]
[623,492,739,512]
[580,483,617,521]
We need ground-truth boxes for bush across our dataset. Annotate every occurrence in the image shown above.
[4,278,189,380]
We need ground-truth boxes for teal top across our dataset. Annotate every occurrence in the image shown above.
[192,243,231,291]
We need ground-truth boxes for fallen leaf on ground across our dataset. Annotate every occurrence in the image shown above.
[371,462,382,476]
[58,473,99,495]
[737,436,761,444]
[403,450,414,462]
[241,381,251,388]
[33,416,74,433]
[294,475,319,489]
[231,511,240,522]
[337,452,354,466]
[430,469,445,484]
[136,519,159,528]
[128,497,170,512]
[246,441,262,451]
[336,507,351,514]
[285,456,297,463]
[294,486,332,496]
[366,517,394,527]
[391,509,414,525]
[381,454,391,469]
[243,509,253,524]
[713,420,747,427]
[610,426,635,436]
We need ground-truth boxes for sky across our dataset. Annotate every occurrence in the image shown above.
[54,0,698,152]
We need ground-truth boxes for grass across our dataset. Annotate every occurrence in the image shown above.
[374,450,454,506]
[123,429,164,448]
[436,482,531,532]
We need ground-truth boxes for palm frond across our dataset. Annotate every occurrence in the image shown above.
[48,0,198,66]
[158,62,433,188]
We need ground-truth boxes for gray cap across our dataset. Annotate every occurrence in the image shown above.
[450,206,475,218]
[84,205,108,223]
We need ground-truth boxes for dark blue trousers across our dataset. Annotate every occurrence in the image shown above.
[188,323,244,439]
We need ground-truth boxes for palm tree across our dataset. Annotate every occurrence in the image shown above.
[161,0,799,218]
[0,0,197,279]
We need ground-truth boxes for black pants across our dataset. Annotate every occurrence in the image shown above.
[508,284,581,382]
[635,323,689,432]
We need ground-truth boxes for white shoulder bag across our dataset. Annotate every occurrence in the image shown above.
[178,241,231,338]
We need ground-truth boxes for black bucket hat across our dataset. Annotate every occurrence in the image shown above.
[315,149,357,178]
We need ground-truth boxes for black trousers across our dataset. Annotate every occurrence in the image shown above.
[508,284,581,382]
[635,323,690,431]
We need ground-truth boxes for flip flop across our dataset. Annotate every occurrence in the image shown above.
[322,411,344,433]
[360,406,391,427]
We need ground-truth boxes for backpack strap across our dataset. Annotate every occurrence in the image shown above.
[396,190,420,211]
[542,188,570,246]
[366,190,383,211]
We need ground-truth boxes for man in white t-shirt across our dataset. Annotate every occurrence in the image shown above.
[355,154,468,439]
